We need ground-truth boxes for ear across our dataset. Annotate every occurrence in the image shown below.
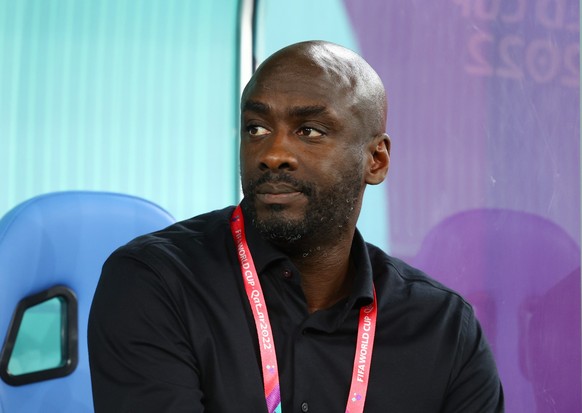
[365,133,390,185]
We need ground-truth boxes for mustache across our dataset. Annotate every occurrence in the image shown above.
[245,171,314,197]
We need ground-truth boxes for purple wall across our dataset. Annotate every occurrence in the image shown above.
[344,0,580,411]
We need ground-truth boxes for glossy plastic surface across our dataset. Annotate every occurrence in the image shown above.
[0,191,175,412]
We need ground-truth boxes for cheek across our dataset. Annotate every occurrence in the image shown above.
[239,147,262,192]
[318,149,364,176]
[239,145,253,172]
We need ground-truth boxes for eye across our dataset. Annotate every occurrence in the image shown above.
[297,127,324,138]
[247,125,270,136]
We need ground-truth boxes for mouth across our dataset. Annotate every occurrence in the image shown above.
[255,182,304,204]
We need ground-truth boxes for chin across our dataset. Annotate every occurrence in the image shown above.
[253,208,310,244]
[256,205,305,228]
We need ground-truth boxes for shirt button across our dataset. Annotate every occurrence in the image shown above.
[301,401,309,412]
[282,269,292,279]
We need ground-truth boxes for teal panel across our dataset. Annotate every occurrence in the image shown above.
[0,0,240,222]
[255,0,358,59]
[254,0,390,251]
[8,297,63,375]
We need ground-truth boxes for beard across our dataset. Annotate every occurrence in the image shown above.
[241,166,364,255]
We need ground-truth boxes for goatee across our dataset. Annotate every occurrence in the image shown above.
[241,168,363,255]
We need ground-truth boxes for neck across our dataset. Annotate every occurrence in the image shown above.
[291,234,356,313]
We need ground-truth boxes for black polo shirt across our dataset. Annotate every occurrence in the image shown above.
[88,204,504,412]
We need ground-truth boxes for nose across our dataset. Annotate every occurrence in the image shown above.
[258,132,299,172]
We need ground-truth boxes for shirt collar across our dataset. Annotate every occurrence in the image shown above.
[345,228,375,309]
[302,228,375,333]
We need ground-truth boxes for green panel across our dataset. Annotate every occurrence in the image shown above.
[255,0,359,60]
[8,297,63,376]
[0,0,240,222]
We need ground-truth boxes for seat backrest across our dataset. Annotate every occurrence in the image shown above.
[411,208,580,413]
[0,191,175,412]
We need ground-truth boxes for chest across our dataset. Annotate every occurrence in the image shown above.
[183,271,455,412]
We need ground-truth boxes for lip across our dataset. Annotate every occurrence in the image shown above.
[255,182,303,204]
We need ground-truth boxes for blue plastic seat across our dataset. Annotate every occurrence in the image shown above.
[0,191,175,412]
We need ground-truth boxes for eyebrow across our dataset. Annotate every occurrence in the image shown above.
[288,105,329,118]
[243,100,330,119]
[242,100,270,114]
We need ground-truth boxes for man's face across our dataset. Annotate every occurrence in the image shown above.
[239,59,368,249]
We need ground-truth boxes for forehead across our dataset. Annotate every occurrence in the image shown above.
[242,58,356,115]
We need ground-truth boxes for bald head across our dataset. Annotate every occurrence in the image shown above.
[242,41,388,138]
[239,41,391,251]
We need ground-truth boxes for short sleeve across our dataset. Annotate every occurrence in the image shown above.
[88,251,204,413]
[441,304,505,412]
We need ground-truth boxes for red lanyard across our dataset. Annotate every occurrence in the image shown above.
[231,205,377,413]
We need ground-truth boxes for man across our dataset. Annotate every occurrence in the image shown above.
[88,41,504,412]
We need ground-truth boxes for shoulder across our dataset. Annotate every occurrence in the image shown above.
[108,205,236,271]
[366,242,472,313]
